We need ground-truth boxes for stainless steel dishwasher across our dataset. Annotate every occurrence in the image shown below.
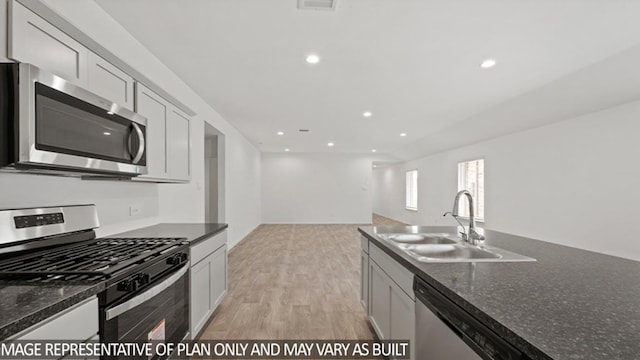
[414,276,526,359]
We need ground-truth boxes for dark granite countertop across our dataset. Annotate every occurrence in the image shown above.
[111,223,228,245]
[0,282,104,340]
[358,225,640,360]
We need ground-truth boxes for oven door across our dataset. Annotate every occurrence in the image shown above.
[17,63,147,175]
[102,265,189,359]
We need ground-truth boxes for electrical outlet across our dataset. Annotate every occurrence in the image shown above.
[129,205,141,217]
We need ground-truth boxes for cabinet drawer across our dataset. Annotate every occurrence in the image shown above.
[361,235,369,253]
[190,231,227,265]
[369,243,414,301]
[13,297,98,341]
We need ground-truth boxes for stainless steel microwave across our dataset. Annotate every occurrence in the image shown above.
[0,63,147,176]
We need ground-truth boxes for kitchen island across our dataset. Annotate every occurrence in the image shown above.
[359,225,640,360]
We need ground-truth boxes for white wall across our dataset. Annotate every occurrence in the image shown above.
[373,99,640,261]
[262,153,372,224]
[0,174,160,236]
[0,1,262,247]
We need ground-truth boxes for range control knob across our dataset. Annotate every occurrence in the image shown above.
[135,273,150,286]
[117,278,138,292]
[117,273,150,292]
[166,253,188,265]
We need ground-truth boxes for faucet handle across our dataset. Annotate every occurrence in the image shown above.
[469,228,485,243]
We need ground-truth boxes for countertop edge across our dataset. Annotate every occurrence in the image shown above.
[0,282,105,341]
[187,224,228,246]
[357,227,551,360]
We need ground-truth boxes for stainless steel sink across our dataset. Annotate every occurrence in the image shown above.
[376,232,535,263]
[377,232,459,245]
[404,243,535,263]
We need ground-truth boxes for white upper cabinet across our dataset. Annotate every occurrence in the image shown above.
[135,82,168,179]
[8,0,88,85]
[135,83,191,182]
[9,0,193,183]
[167,107,191,181]
[87,52,134,110]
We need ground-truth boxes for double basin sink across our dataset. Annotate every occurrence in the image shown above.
[376,232,535,263]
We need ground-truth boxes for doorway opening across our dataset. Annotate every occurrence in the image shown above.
[204,123,225,223]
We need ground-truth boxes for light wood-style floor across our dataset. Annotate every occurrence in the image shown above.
[199,214,405,340]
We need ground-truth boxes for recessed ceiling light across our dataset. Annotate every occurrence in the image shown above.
[327,142,334,147]
[371,149,377,153]
[103,132,111,136]
[285,148,290,152]
[480,58,497,69]
[107,111,114,115]
[400,133,407,137]
[277,131,284,135]
[373,165,377,168]
[363,111,372,118]
[306,54,320,64]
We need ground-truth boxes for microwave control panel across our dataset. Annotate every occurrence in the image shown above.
[14,213,65,229]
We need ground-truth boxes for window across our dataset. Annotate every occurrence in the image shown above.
[457,159,484,220]
[405,170,418,211]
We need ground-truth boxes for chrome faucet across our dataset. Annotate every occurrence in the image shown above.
[443,190,485,245]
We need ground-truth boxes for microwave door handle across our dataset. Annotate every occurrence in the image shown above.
[128,123,145,164]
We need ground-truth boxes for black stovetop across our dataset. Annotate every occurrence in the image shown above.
[0,237,186,282]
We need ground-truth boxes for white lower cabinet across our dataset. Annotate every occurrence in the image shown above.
[366,242,416,360]
[390,281,415,359]
[13,297,99,359]
[369,260,391,339]
[189,231,228,339]
[360,249,369,311]
[13,297,98,341]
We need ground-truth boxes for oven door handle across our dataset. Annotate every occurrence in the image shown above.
[105,264,188,320]
[127,123,145,165]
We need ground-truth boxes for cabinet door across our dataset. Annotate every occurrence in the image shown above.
[190,257,213,338]
[361,250,369,311]
[87,52,134,109]
[210,245,228,309]
[167,107,191,181]
[390,281,415,360]
[8,0,88,84]
[369,260,390,339]
[135,83,168,179]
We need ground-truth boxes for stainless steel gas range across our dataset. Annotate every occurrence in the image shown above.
[0,204,190,356]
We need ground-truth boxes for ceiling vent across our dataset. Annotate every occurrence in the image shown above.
[297,0,337,11]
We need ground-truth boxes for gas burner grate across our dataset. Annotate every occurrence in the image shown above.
[0,237,186,281]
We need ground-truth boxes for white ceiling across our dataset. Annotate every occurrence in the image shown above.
[96,0,640,159]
